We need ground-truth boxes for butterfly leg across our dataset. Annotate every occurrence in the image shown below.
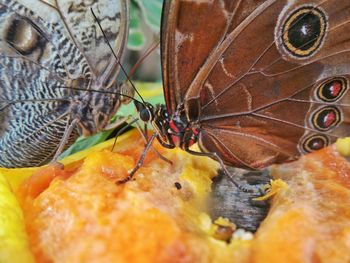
[142,122,149,141]
[108,116,172,166]
[51,117,79,163]
[116,132,158,184]
[103,116,131,131]
[135,122,173,165]
[111,116,139,151]
[184,148,257,193]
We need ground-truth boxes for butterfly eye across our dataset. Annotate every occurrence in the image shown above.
[316,77,348,102]
[311,106,341,131]
[279,6,327,58]
[139,108,151,122]
[301,134,329,153]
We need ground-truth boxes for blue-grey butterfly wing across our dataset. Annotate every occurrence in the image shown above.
[0,0,128,167]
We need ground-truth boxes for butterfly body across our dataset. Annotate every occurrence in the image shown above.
[141,103,199,150]
[137,0,350,172]
[0,0,128,167]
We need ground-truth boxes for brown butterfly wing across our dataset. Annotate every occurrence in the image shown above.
[162,0,350,169]
[161,0,266,114]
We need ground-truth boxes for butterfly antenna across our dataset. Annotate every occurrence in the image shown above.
[90,8,146,104]
[35,80,144,105]
[55,85,140,103]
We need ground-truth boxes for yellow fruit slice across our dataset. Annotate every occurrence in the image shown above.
[336,137,350,156]
[0,173,35,263]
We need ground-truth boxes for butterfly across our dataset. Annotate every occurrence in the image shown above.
[0,0,129,167]
[128,0,350,183]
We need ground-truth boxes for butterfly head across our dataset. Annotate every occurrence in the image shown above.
[134,101,153,123]
[144,104,199,150]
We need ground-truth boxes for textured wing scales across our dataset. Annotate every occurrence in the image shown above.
[0,0,128,167]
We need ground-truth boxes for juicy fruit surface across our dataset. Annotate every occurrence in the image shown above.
[17,131,222,263]
[8,130,350,263]
[254,145,350,263]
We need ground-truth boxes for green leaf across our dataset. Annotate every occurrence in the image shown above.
[134,0,163,32]
[127,1,145,50]
[59,130,114,160]
[128,29,145,50]
[130,1,140,29]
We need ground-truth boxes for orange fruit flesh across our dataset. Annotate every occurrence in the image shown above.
[15,130,350,263]
[17,131,220,263]
[252,145,350,263]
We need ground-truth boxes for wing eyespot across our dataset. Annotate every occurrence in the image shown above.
[300,134,330,153]
[5,17,40,55]
[311,106,341,131]
[277,5,327,59]
[316,77,348,102]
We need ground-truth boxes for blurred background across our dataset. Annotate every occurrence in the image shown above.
[125,0,163,82]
